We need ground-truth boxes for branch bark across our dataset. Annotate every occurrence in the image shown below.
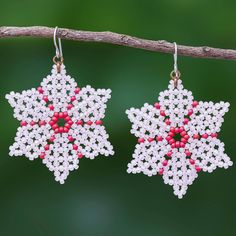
[0,26,236,60]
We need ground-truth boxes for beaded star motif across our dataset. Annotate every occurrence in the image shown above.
[126,79,232,199]
[6,64,114,183]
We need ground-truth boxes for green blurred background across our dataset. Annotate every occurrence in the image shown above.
[0,0,236,235]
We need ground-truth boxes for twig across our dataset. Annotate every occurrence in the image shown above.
[0,26,236,60]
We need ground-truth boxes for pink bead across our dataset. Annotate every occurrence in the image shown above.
[169,139,175,145]
[43,96,49,102]
[168,131,175,137]
[202,133,208,139]
[39,120,46,126]
[188,109,193,116]
[40,152,45,159]
[138,138,145,143]
[59,112,64,118]
[171,143,176,149]
[148,138,154,143]
[183,118,189,124]
[180,142,185,148]
[59,127,64,133]
[185,150,191,157]
[189,159,195,165]
[65,123,71,129]
[193,134,200,139]
[21,121,27,127]
[75,87,81,94]
[170,127,175,133]
[180,131,187,137]
[95,120,103,125]
[76,120,83,125]
[166,151,172,157]
[73,144,78,150]
[179,126,184,133]
[54,128,59,134]
[63,127,69,133]
[49,136,55,142]
[78,153,84,159]
[175,127,180,133]
[158,168,164,175]
[70,96,76,102]
[86,121,93,125]
[37,87,44,94]
[154,102,161,109]
[48,104,54,111]
[175,141,180,148]
[63,111,68,118]
[192,101,199,107]
[160,110,166,116]
[44,144,50,151]
[211,133,218,138]
[67,104,73,110]
[30,121,36,126]
[156,136,163,141]
[68,136,74,142]
[165,119,171,125]
[162,160,168,166]
[195,166,201,172]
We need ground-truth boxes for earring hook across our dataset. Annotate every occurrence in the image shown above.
[170,42,181,88]
[53,26,64,73]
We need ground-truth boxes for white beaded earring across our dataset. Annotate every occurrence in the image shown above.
[6,27,114,184]
[126,42,232,199]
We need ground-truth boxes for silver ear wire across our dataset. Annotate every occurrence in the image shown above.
[53,26,63,58]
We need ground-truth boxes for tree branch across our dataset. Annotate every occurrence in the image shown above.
[0,26,236,60]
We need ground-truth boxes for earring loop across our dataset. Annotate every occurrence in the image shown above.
[53,26,64,73]
[170,42,181,88]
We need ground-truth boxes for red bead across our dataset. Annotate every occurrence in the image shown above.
[179,126,184,133]
[180,131,187,137]
[193,134,200,139]
[49,136,55,142]
[59,127,64,133]
[184,135,189,140]
[63,127,69,133]
[154,102,161,109]
[95,120,103,125]
[43,96,49,102]
[168,131,175,137]
[21,121,27,127]
[51,116,58,122]
[183,118,189,124]
[37,87,44,94]
[63,111,68,118]
[73,144,78,150]
[171,143,176,149]
[189,159,195,165]
[49,120,55,126]
[156,136,163,141]
[48,104,54,111]
[86,121,93,125]
[188,109,193,116]
[158,168,164,175]
[181,138,187,143]
[166,151,172,157]
[169,139,175,145]
[195,166,201,172]
[40,152,45,159]
[185,150,191,157]
[44,144,50,151]
[192,101,199,107]
[175,127,180,133]
[52,124,58,130]
[75,87,81,94]
[162,160,168,166]
[59,112,64,118]
[67,120,74,126]
[180,142,185,148]
[65,123,71,129]
[166,136,171,141]
[65,116,71,122]
[68,136,74,142]
[30,121,36,126]
[78,153,84,159]
[147,138,154,143]
[70,96,76,102]
[202,133,208,139]
[76,120,83,125]
[170,127,175,133]
[175,141,180,148]
[55,128,59,134]
[39,120,46,126]
[138,138,145,143]
[67,104,73,110]
[160,110,166,116]
[165,119,171,125]
[211,133,218,138]
[54,112,59,118]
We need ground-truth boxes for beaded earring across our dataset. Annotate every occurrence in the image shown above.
[126,42,232,199]
[5,27,114,183]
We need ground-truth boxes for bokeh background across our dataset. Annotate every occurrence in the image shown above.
[0,0,236,235]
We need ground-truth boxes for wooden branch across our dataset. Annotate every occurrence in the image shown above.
[0,26,236,60]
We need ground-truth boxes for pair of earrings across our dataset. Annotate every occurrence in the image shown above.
[6,28,233,199]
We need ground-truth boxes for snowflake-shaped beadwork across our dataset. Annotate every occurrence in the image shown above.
[126,79,232,199]
[6,64,114,184]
